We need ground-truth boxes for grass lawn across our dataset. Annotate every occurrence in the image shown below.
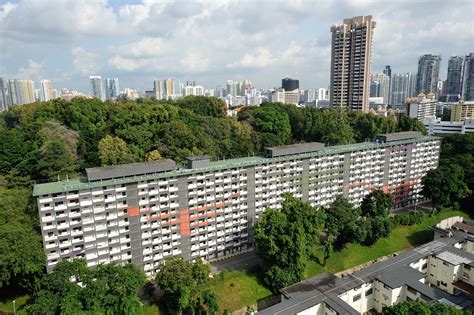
[206,270,272,313]
[0,294,30,314]
[305,209,474,278]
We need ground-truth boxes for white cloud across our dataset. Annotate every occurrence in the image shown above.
[227,48,276,68]
[15,59,43,81]
[2,0,473,91]
[72,47,101,75]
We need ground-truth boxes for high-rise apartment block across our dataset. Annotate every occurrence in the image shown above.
[371,73,390,105]
[0,78,10,110]
[89,76,105,101]
[330,16,376,112]
[40,80,54,102]
[163,79,174,100]
[445,56,464,101]
[153,80,162,100]
[390,73,415,106]
[104,78,120,100]
[462,53,474,101]
[415,54,441,96]
[34,132,439,275]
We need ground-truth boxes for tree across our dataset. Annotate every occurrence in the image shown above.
[98,135,136,166]
[382,299,468,315]
[359,190,393,245]
[155,257,216,314]
[324,195,362,246]
[421,164,471,209]
[252,105,292,146]
[26,259,146,315]
[254,195,325,291]
[145,149,164,161]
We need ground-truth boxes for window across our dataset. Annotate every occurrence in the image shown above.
[353,294,361,302]
[365,288,373,296]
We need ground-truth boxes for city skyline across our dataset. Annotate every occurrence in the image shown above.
[1,0,472,92]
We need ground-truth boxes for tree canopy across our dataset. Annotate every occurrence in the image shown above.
[254,194,326,291]
[382,299,470,315]
[26,259,147,315]
[155,257,217,314]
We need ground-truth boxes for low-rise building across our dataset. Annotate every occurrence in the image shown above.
[258,217,474,314]
[451,101,474,121]
[423,116,474,135]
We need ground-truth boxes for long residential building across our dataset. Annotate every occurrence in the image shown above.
[33,132,440,275]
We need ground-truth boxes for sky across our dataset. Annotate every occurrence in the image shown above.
[0,0,473,93]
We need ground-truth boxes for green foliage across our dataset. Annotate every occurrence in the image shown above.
[325,196,362,246]
[382,299,469,315]
[441,107,452,121]
[0,183,44,292]
[393,212,426,226]
[98,135,138,166]
[254,195,326,292]
[26,259,146,315]
[155,257,217,314]
[177,96,227,118]
[421,164,471,209]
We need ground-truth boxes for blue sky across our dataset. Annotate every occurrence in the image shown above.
[0,0,473,93]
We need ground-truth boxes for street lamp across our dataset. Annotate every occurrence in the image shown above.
[13,300,16,315]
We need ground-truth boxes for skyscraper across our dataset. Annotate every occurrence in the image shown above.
[282,77,299,91]
[153,80,162,100]
[329,15,376,112]
[371,73,390,105]
[0,78,10,110]
[89,76,105,101]
[383,65,392,103]
[461,53,474,101]
[445,56,464,100]
[163,79,174,99]
[6,79,35,105]
[104,78,119,100]
[40,79,54,102]
[390,73,413,106]
[415,54,441,95]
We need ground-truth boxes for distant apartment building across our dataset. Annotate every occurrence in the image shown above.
[451,101,474,121]
[40,79,54,102]
[34,132,439,275]
[330,16,376,112]
[104,78,119,100]
[0,78,10,110]
[89,76,105,101]
[258,217,474,314]
[390,73,415,106]
[423,116,474,135]
[153,80,163,99]
[462,53,474,101]
[371,73,390,105]
[183,85,204,97]
[271,89,300,105]
[445,56,464,102]
[406,95,437,121]
[163,79,174,100]
[415,54,441,96]
[282,77,299,92]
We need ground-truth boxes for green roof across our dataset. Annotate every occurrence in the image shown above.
[33,136,441,197]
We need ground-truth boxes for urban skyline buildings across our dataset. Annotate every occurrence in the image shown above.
[389,72,416,106]
[89,76,105,101]
[445,56,464,99]
[40,80,54,102]
[415,54,441,96]
[329,15,376,112]
[462,53,474,101]
[104,78,120,101]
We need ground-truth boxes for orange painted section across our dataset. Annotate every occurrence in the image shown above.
[128,207,140,217]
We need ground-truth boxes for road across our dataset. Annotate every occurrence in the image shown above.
[210,251,261,274]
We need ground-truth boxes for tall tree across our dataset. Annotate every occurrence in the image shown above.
[254,195,325,291]
[98,135,136,166]
[421,164,471,209]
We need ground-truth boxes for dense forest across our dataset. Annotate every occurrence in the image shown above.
[0,95,436,304]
